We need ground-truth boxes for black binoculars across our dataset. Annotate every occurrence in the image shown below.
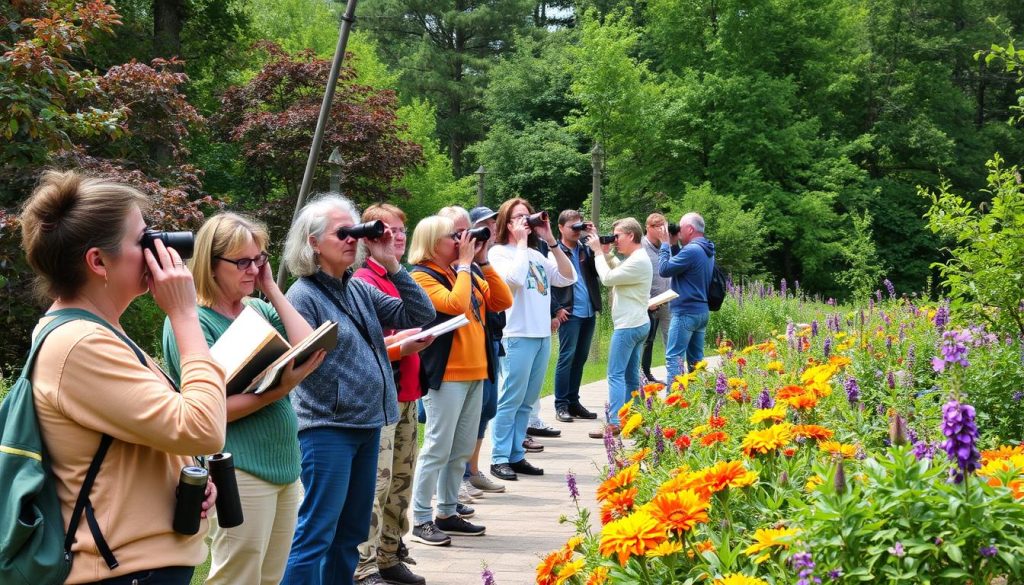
[526,211,548,228]
[570,221,594,232]
[598,234,617,245]
[467,226,491,241]
[337,220,386,240]
[668,222,681,236]
[142,230,194,266]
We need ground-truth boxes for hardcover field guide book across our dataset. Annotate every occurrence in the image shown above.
[209,305,337,395]
[647,289,679,310]
[387,314,470,350]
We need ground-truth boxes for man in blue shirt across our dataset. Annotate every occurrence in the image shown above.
[550,210,603,423]
[650,212,715,386]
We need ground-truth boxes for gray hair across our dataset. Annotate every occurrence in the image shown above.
[680,212,705,234]
[283,193,361,277]
[438,205,471,226]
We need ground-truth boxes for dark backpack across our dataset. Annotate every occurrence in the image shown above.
[707,261,728,311]
[1,309,146,584]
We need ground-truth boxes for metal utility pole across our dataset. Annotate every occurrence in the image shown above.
[328,147,345,195]
[276,0,359,288]
[474,165,486,206]
[590,143,603,226]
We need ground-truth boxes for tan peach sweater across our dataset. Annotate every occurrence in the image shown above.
[31,318,226,583]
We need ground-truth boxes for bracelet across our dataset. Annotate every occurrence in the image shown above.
[456,265,471,273]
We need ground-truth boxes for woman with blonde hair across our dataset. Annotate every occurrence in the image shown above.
[20,170,225,584]
[407,214,513,545]
[162,212,326,585]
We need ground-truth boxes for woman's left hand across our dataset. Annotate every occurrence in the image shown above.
[200,479,218,519]
[366,231,400,272]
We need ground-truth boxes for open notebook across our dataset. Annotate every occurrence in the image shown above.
[209,305,337,395]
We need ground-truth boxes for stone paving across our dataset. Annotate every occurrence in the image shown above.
[405,365,673,585]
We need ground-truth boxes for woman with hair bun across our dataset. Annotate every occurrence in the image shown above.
[20,170,226,584]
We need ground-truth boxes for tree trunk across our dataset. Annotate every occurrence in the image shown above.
[153,0,185,60]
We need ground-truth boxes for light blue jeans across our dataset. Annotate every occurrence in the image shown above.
[665,311,710,386]
[412,380,483,525]
[491,336,551,465]
[607,323,650,425]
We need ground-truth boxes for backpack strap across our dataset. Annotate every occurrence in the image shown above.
[32,308,151,571]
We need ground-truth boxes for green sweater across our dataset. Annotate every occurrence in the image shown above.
[162,299,301,485]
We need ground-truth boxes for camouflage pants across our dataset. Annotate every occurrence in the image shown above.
[355,400,418,577]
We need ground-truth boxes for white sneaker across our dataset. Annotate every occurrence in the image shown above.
[458,484,475,504]
[462,479,484,499]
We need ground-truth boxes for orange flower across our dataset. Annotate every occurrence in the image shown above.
[643,382,665,394]
[646,539,684,557]
[537,548,572,585]
[600,486,638,524]
[981,444,1024,464]
[617,402,633,424]
[675,435,692,451]
[792,424,834,441]
[780,389,819,410]
[701,431,729,447]
[728,389,750,403]
[585,567,610,585]
[555,559,584,584]
[819,440,858,459]
[688,539,716,558]
[701,460,759,492]
[662,427,678,439]
[776,385,805,400]
[709,415,728,429]
[598,509,666,566]
[644,489,710,534]
[597,464,639,502]
[629,448,652,463]
[743,526,800,563]
[665,392,690,407]
[741,423,794,457]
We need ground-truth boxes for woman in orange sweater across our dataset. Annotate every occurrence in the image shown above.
[406,215,513,546]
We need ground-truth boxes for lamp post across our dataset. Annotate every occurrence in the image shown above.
[590,143,603,226]
[474,165,486,206]
[328,147,345,195]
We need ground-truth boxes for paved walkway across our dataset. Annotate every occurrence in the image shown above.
[407,364,673,585]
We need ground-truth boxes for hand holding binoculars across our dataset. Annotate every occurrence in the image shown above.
[337,220,387,240]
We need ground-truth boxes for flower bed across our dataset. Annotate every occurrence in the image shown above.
[541,293,1024,584]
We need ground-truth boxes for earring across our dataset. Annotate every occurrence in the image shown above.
[104,275,108,289]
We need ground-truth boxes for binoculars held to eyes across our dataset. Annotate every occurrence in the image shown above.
[142,230,194,266]
[337,220,386,240]
[525,211,548,228]
[570,221,594,231]
[598,234,617,245]
[467,226,491,241]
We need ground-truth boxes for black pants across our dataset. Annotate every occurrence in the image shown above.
[641,307,667,377]
[91,566,194,585]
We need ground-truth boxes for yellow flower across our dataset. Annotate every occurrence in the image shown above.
[620,413,644,438]
[805,474,824,492]
[819,440,858,459]
[714,574,770,585]
[564,535,583,553]
[629,447,652,463]
[597,464,639,502]
[765,360,785,373]
[741,423,794,457]
[750,404,787,424]
[598,509,666,566]
[743,527,800,563]
[617,402,632,423]
[555,558,585,584]
[643,489,710,534]
[646,539,684,557]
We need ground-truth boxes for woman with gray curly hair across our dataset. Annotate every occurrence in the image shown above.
[279,194,435,585]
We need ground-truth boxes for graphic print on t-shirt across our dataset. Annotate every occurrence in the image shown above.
[526,260,548,295]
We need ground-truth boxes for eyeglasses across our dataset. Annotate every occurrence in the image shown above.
[389,227,407,235]
[216,252,269,271]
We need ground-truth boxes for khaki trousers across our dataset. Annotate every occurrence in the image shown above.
[205,470,302,585]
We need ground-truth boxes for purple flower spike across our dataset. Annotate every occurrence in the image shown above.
[932,330,972,373]
[941,399,980,483]
[884,279,895,299]
[933,304,949,330]
[845,377,860,405]
[481,565,497,585]
[980,545,998,558]
[757,388,774,409]
[889,542,905,557]
[566,470,579,502]
[823,337,832,358]
[715,373,728,395]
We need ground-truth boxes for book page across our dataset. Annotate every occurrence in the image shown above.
[387,314,470,349]
[648,289,679,310]
[209,305,288,395]
[250,321,338,394]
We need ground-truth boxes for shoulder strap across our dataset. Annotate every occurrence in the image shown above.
[32,309,149,570]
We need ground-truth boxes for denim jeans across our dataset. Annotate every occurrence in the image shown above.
[477,339,500,439]
[412,380,483,524]
[282,427,381,585]
[607,323,650,425]
[491,336,551,465]
[665,311,710,386]
[553,315,597,410]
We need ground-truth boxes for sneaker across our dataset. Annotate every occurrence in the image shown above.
[522,437,544,453]
[434,514,486,536]
[456,502,475,518]
[490,463,517,481]
[468,471,506,493]
[410,521,451,546]
[588,424,620,439]
[462,479,484,499]
[509,458,544,475]
[568,404,599,419]
[458,484,475,504]
[526,425,561,438]
[356,573,386,585]
[379,562,426,585]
